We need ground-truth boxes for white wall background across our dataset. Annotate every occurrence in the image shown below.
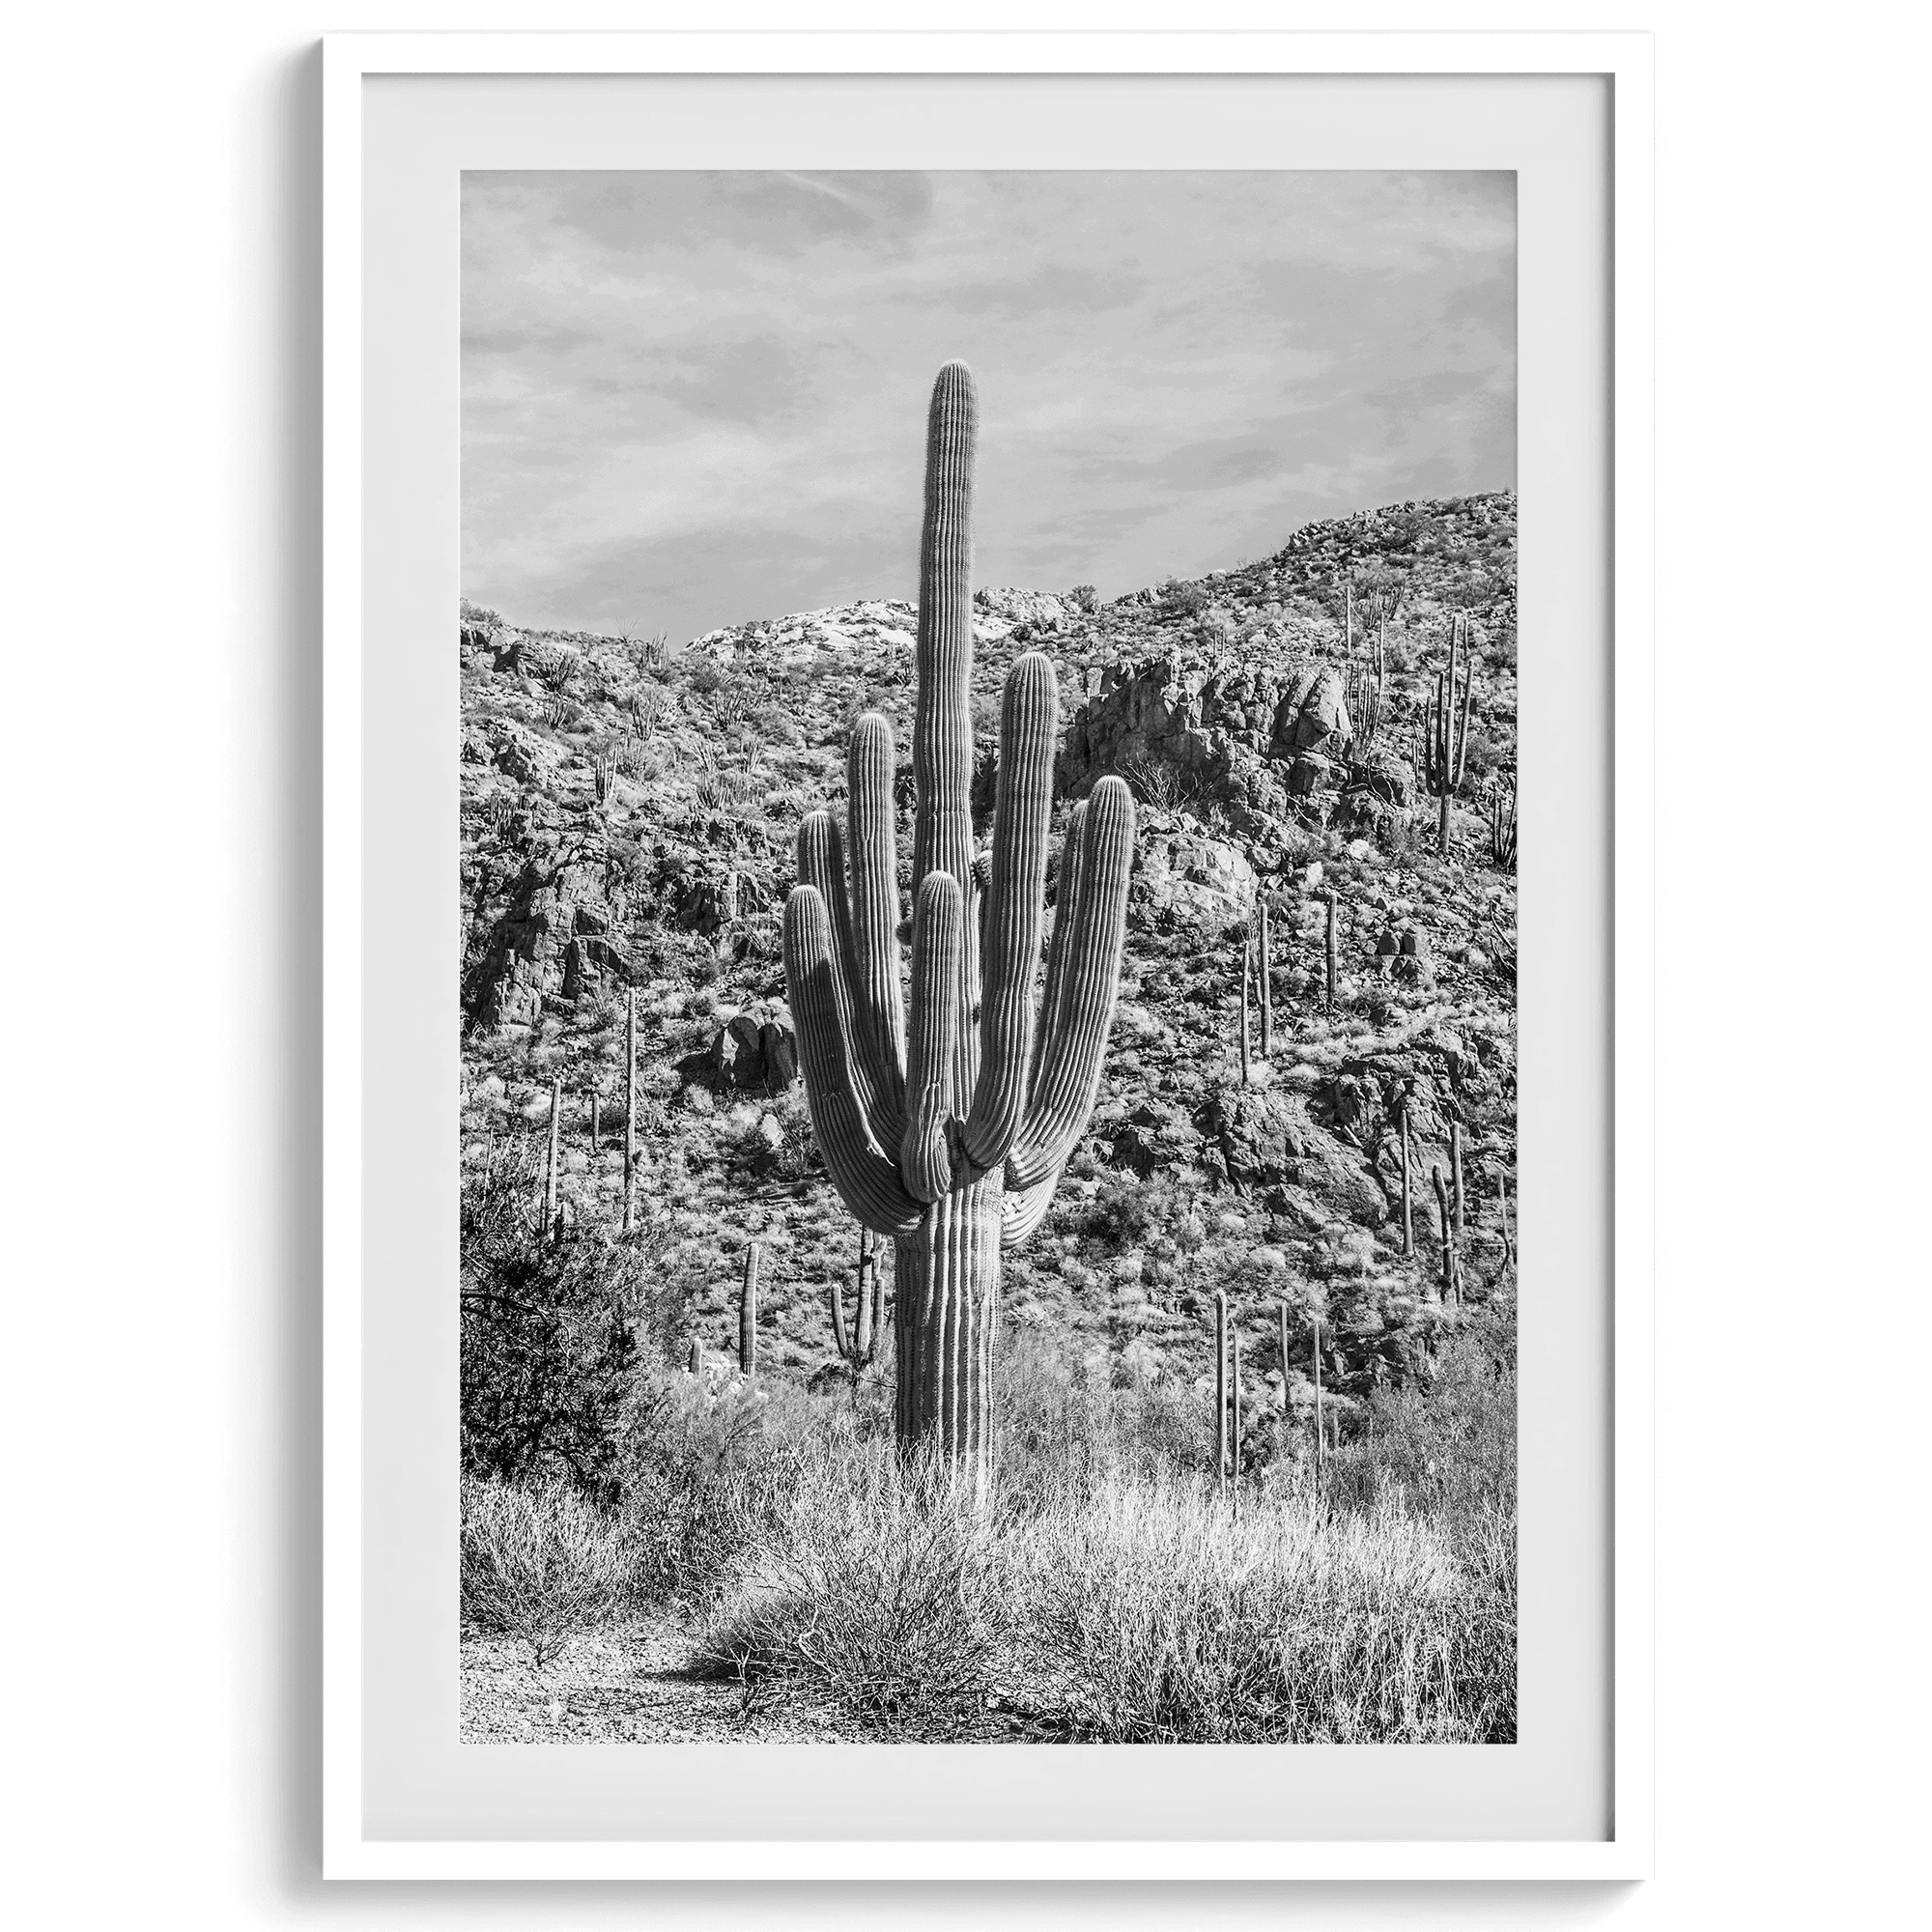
[1,3,1923,1926]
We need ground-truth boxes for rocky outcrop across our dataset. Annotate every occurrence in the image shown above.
[1057,653,1353,808]
[465,858,628,1032]
[1198,1087,1386,1227]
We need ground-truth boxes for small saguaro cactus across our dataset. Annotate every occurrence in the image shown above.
[1213,1287,1230,1497]
[1431,1165,1462,1305]
[687,1335,701,1377]
[1311,1317,1326,1474]
[1258,902,1274,1058]
[543,1077,562,1243]
[1231,1321,1244,1514]
[782,362,1136,1495]
[1238,939,1253,1085]
[1398,1089,1415,1259]
[592,751,617,810]
[739,1241,761,1375]
[1324,890,1340,1010]
[1422,614,1476,852]
[1490,775,1518,867]
[1451,1120,1465,1241]
[829,1225,882,1375]
[621,988,638,1236]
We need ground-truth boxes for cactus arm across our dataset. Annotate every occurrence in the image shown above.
[846,712,908,1106]
[901,871,964,1201]
[829,1276,851,1361]
[1027,799,1088,1096]
[911,361,979,901]
[910,362,981,1106]
[961,652,1057,1171]
[1006,776,1136,1191]
[795,810,898,1154]
[999,1162,1061,1247]
[782,886,923,1237]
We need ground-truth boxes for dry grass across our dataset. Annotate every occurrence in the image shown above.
[463,1323,1516,1741]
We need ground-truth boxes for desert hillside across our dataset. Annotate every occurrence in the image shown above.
[459,492,1517,1455]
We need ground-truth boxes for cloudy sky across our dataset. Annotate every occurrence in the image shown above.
[462,171,1514,644]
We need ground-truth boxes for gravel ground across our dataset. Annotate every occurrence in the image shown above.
[460,1615,848,1744]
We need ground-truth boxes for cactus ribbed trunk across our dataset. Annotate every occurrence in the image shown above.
[894,1175,1001,1485]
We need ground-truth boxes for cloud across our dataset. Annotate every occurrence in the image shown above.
[462,171,1516,639]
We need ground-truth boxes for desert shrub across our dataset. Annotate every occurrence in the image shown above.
[695,1443,997,1725]
[459,1154,675,1496]
[1328,1305,1516,1534]
[1067,582,1099,611]
[460,1474,628,1666]
[1003,1477,1510,1742]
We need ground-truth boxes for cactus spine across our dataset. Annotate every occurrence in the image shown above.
[739,1241,760,1375]
[782,363,1135,1495]
[622,988,637,1236]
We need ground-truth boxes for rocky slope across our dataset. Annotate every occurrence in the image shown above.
[460,492,1517,1426]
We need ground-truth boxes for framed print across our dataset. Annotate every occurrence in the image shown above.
[323,29,1653,1880]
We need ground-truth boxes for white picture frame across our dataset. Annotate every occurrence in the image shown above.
[323,27,1654,1882]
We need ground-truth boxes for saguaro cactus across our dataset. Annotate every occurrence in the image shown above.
[739,1241,760,1375]
[1213,1287,1230,1497]
[1258,902,1273,1058]
[1231,1321,1243,1514]
[782,362,1136,1495]
[1489,775,1518,867]
[1238,940,1253,1085]
[829,1226,881,1375]
[622,988,638,1235]
[1399,1091,1415,1259]
[1324,890,1340,1009]
[1431,1166,1461,1305]
[1312,1318,1325,1474]
[1423,615,1476,853]
[543,1078,562,1243]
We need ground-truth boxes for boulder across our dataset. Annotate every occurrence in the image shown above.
[1134,824,1258,923]
[705,1001,798,1092]
[1273,665,1351,754]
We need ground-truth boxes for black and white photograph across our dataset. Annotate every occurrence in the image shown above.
[456,168,1519,1746]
